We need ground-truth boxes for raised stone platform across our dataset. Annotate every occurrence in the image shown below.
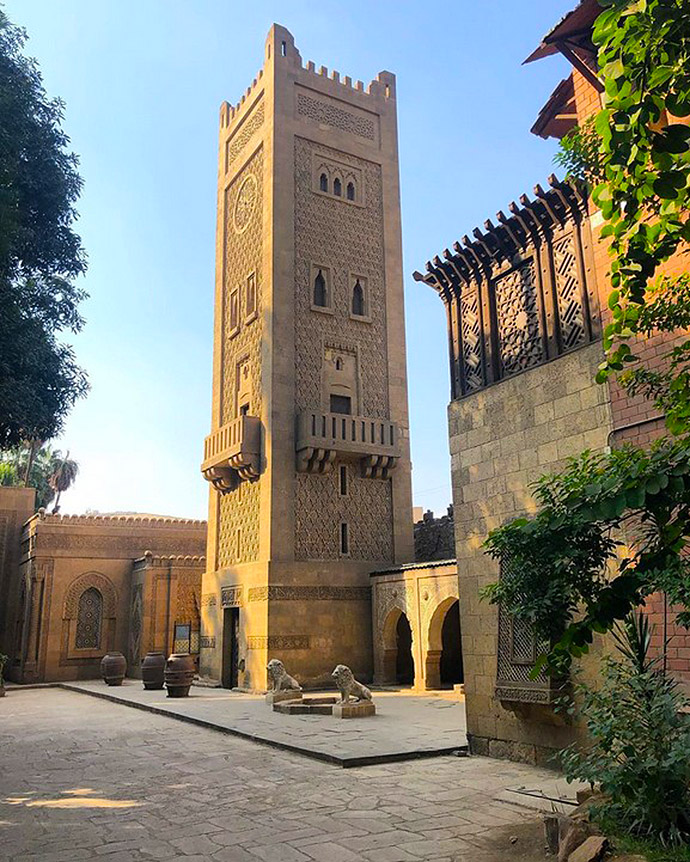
[265,689,303,705]
[273,695,337,715]
[58,679,466,767]
[333,700,376,718]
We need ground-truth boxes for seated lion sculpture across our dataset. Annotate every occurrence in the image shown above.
[266,658,301,692]
[332,664,372,703]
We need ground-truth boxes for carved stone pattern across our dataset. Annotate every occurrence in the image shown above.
[220,585,243,607]
[295,469,393,560]
[201,593,217,607]
[297,93,375,141]
[37,534,204,556]
[247,635,310,650]
[218,148,264,568]
[247,585,370,602]
[175,571,200,623]
[293,138,393,560]
[200,636,216,649]
[226,100,264,169]
[552,232,586,351]
[63,572,118,620]
[460,284,484,392]
[129,583,143,664]
[233,174,258,234]
[75,588,103,649]
[494,260,544,376]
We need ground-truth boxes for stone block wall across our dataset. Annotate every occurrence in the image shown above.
[449,341,613,763]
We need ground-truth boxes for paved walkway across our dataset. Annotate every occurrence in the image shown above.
[1,688,575,862]
[60,680,468,766]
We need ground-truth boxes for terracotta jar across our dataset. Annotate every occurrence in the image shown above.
[141,652,166,690]
[164,653,195,698]
[101,651,127,686]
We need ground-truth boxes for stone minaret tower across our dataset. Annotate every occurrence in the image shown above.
[199,25,413,690]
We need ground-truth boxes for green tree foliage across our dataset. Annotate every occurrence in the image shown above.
[0,444,79,510]
[561,614,690,847]
[560,0,690,434]
[0,10,88,448]
[483,438,690,669]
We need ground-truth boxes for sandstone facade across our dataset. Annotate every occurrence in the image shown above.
[6,511,205,683]
[199,26,414,691]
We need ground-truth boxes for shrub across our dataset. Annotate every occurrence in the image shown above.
[561,613,690,847]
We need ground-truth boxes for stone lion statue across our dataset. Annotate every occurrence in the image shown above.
[332,664,372,703]
[266,658,301,692]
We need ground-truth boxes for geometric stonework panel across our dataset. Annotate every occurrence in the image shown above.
[293,138,394,560]
[297,93,375,141]
[75,587,103,649]
[494,260,544,377]
[129,583,143,665]
[459,284,483,393]
[217,146,264,568]
[226,100,264,170]
[552,233,586,351]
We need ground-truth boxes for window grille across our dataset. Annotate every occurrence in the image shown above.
[76,587,103,649]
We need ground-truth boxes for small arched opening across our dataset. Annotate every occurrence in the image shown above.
[346,181,356,201]
[319,172,328,192]
[381,606,415,686]
[426,596,463,689]
[313,269,327,307]
[333,176,342,197]
[352,279,365,316]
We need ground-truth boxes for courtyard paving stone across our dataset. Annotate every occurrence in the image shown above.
[60,680,468,766]
[1,689,577,861]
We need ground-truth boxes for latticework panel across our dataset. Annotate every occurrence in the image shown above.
[494,261,544,377]
[459,284,483,393]
[75,587,102,649]
[553,233,586,351]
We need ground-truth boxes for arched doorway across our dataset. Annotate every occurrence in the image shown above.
[426,596,463,689]
[395,613,414,685]
[440,600,463,685]
[381,607,416,686]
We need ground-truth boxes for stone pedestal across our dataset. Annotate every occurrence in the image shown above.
[332,701,376,718]
[265,690,303,706]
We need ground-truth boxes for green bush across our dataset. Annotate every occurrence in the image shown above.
[561,614,690,847]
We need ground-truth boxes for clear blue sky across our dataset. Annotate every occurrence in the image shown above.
[6,0,574,519]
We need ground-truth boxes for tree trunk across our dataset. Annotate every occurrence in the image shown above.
[23,440,39,486]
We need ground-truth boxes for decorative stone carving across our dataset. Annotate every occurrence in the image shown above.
[225,100,264,170]
[332,664,372,703]
[297,92,375,141]
[267,659,302,692]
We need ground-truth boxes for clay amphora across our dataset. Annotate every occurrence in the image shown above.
[164,653,195,698]
[141,651,166,690]
[101,651,127,686]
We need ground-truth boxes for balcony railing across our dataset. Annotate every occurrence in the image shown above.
[296,411,400,478]
[201,415,261,492]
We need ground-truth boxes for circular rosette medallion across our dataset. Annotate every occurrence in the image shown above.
[233,174,258,234]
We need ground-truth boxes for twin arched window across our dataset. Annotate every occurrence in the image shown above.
[346,181,355,201]
[319,172,328,192]
[76,587,103,649]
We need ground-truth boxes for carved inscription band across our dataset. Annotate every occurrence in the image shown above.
[247,635,310,650]
[220,586,243,607]
[200,636,216,649]
[247,585,370,602]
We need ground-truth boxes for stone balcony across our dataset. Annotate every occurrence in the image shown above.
[296,411,400,478]
[201,415,261,492]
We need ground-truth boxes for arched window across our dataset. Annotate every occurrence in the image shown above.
[319,172,328,192]
[333,177,342,197]
[313,269,327,307]
[352,279,365,316]
[76,587,103,649]
[346,181,355,201]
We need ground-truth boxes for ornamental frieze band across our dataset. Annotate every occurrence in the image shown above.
[220,586,243,607]
[247,585,370,602]
[246,635,310,650]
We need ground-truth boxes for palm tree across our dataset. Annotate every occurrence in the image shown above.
[48,451,79,514]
